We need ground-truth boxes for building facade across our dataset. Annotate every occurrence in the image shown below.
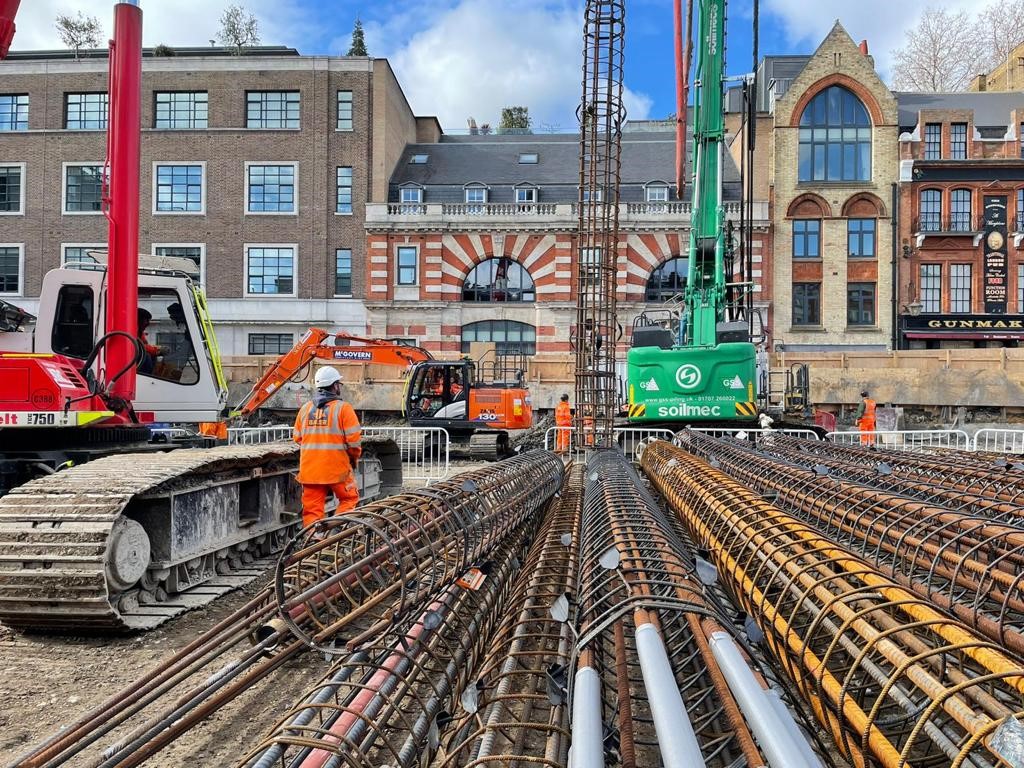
[0,46,426,355]
[770,24,898,352]
[896,92,1024,348]
[971,40,1024,93]
[362,127,771,392]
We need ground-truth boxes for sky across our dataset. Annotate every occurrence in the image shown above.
[9,0,981,130]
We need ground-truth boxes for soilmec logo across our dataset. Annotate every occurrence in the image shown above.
[657,403,722,418]
[674,364,702,390]
[333,350,373,361]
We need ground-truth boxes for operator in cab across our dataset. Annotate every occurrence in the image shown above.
[293,366,363,528]
[136,308,164,374]
[856,389,876,446]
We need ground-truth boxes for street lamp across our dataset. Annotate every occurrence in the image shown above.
[907,301,923,317]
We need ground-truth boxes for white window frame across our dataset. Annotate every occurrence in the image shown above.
[244,161,298,216]
[152,161,207,216]
[645,184,669,202]
[399,186,423,204]
[152,243,206,287]
[0,162,26,216]
[396,244,418,286]
[61,242,106,267]
[464,186,488,205]
[581,188,603,203]
[515,187,537,204]
[244,243,298,298]
[0,243,25,296]
[62,162,105,216]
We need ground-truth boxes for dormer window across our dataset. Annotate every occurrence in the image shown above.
[518,153,538,164]
[464,184,488,212]
[646,184,669,202]
[409,154,429,164]
[515,187,537,204]
[581,188,603,203]
[400,187,423,204]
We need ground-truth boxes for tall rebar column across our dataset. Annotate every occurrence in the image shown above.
[574,0,626,448]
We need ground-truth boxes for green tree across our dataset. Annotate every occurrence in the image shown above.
[348,18,368,56]
[217,4,260,55]
[55,12,103,59]
[499,106,531,134]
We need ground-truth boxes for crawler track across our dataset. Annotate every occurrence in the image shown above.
[0,443,301,632]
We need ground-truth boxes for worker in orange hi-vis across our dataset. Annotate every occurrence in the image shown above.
[554,393,572,454]
[856,389,876,446]
[582,403,596,447]
[292,366,363,528]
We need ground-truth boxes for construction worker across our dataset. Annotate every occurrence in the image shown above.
[293,367,362,528]
[856,389,876,446]
[582,403,595,447]
[136,308,164,374]
[555,393,572,454]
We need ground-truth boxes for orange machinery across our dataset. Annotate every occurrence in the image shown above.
[237,328,532,460]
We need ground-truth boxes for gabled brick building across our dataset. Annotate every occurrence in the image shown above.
[362,125,771,396]
[896,91,1024,348]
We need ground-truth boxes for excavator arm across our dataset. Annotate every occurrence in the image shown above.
[237,328,433,417]
[0,0,20,60]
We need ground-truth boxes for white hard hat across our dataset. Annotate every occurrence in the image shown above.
[314,366,342,388]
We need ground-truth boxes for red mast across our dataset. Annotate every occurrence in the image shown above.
[104,1,143,406]
[0,0,21,59]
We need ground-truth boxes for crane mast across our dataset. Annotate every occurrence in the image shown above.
[686,0,727,349]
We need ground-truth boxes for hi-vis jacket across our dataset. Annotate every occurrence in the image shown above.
[293,397,363,484]
[555,400,572,427]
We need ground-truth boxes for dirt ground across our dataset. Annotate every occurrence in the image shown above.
[0,575,339,767]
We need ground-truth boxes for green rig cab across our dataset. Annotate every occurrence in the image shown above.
[626,323,758,424]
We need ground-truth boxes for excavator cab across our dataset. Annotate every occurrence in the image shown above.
[405,355,532,460]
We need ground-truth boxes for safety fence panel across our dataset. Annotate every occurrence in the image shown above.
[228,425,293,445]
[543,426,675,463]
[689,427,821,441]
[972,428,1024,454]
[362,426,450,481]
[826,429,970,452]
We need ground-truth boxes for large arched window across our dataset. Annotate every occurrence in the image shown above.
[798,86,872,182]
[645,257,688,302]
[461,320,536,355]
[463,257,535,302]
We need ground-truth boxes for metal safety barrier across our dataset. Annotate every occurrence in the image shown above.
[543,426,675,462]
[362,425,450,481]
[972,427,1024,454]
[690,426,821,440]
[227,425,293,445]
[826,428,969,452]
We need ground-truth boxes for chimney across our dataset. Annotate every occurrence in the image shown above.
[859,40,869,55]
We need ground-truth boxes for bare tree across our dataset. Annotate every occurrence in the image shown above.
[55,12,103,59]
[890,6,984,91]
[975,0,1024,74]
[217,4,260,55]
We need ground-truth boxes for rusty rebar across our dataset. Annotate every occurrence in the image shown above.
[643,438,1024,768]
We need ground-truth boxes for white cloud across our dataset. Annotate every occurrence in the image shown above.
[761,0,978,82]
[7,0,310,51]
[368,0,652,130]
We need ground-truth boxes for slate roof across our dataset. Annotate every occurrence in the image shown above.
[895,91,1024,131]
[388,129,744,205]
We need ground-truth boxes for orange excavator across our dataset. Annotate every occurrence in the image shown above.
[237,328,533,460]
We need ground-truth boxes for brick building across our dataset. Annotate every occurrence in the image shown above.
[0,46,430,355]
[769,24,898,352]
[971,40,1024,93]
[896,91,1024,348]
[362,125,770,392]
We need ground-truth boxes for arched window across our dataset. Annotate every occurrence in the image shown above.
[798,86,872,182]
[461,320,536,356]
[463,257,535,302]
[919,189,941,232]
[951,188,972,231]
[645,257,688,302]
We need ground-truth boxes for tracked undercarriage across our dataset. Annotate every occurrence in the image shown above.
[0,437,401,633]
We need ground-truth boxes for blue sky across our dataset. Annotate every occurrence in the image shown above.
[14,1,957,129]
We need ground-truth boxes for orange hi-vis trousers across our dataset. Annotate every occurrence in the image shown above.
[301,475,359,528]
[858,417,876,445]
